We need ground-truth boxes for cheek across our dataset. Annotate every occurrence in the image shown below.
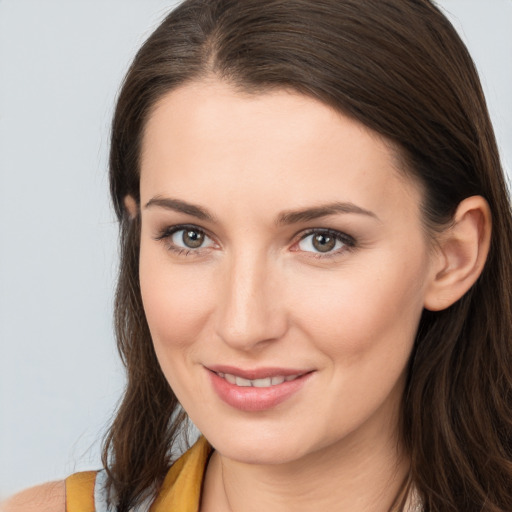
[140,236,430,369]
[139,247,220,406]
[139,245,216,354]
[287,250,429,361]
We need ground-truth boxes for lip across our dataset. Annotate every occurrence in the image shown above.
[207,365,310,380]
[206,365,314,412]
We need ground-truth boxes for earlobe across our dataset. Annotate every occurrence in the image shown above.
[124,195,139,219]
[424,196,492,312]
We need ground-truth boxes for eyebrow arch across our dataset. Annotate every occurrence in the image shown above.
[145,196,216,222]
[276,202,379,226]
[144,197,378,226]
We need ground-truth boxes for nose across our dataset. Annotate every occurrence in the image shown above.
[214,251,288,352]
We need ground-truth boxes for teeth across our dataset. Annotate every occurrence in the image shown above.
[218,372,299,387]
[225,373,236,384]
[235,376,252,387]
[252,377,272,388]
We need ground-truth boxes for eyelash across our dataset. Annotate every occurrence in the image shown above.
[154,224,216,257]
[154,224,356,259]
[294,228,356,258]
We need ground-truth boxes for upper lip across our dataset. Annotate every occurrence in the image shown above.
[206,365,313,380]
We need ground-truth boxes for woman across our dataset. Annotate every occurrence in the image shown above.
[5,0,511,511]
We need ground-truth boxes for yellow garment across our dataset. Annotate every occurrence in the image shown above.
[65,437,212,512]
[65,471,96,512]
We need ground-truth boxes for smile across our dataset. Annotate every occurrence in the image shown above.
[215,372,301,388]
[207,366,314,411]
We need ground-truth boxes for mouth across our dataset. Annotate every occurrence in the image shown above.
[213,372,302,388]
[206,365,314,411]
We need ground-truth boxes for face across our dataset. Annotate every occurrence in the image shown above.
[138,80,437,465]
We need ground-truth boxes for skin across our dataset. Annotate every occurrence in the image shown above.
[137,79,450,512]
[4,80,491,512]
[0,482,64,512]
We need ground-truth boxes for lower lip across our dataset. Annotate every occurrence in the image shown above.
[208,371,312,412]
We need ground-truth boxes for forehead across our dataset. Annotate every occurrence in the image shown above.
[142,80,390,161]
[139,80,422,222]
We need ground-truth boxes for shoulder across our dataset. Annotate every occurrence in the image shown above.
[1,481,65,512]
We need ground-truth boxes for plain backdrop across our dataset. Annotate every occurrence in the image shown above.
[0,0,511,499]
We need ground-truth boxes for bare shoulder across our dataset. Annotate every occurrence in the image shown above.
[1,481,65,512]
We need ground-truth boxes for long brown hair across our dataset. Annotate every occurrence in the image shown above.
[103,1,512,510]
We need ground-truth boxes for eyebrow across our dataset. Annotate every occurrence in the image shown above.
[145,196,378,225]
[276,202,379,225]
[145,197,216,222]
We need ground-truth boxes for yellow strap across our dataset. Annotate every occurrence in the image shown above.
[65,471,96,512]
[150,437,212,512]
[64,438,210,512]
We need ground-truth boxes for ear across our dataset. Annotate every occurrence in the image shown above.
[424,195,492,311]
[124,195,139,219]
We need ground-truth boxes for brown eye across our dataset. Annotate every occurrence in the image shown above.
[182,229,204,248]
[312,233,336,252]
[297,229,352,255]
[167,227,215,251]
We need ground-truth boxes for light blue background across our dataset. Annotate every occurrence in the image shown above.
[1,0,511,498]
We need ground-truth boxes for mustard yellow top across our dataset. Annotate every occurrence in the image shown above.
[65,436,212,512]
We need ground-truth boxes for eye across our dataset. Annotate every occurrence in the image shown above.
[155,224,217,255]
[171,227,211,249]
[295,229,355,255]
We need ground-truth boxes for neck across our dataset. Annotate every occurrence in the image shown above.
[200,412,410,512]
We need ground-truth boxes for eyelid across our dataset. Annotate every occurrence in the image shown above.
[154,224,218,255]
[153,224,356,259]
[154,223,208,241]
[291,228,356,256]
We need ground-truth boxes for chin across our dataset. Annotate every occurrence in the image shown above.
[199,421,317,465]
[217,440,307,466]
